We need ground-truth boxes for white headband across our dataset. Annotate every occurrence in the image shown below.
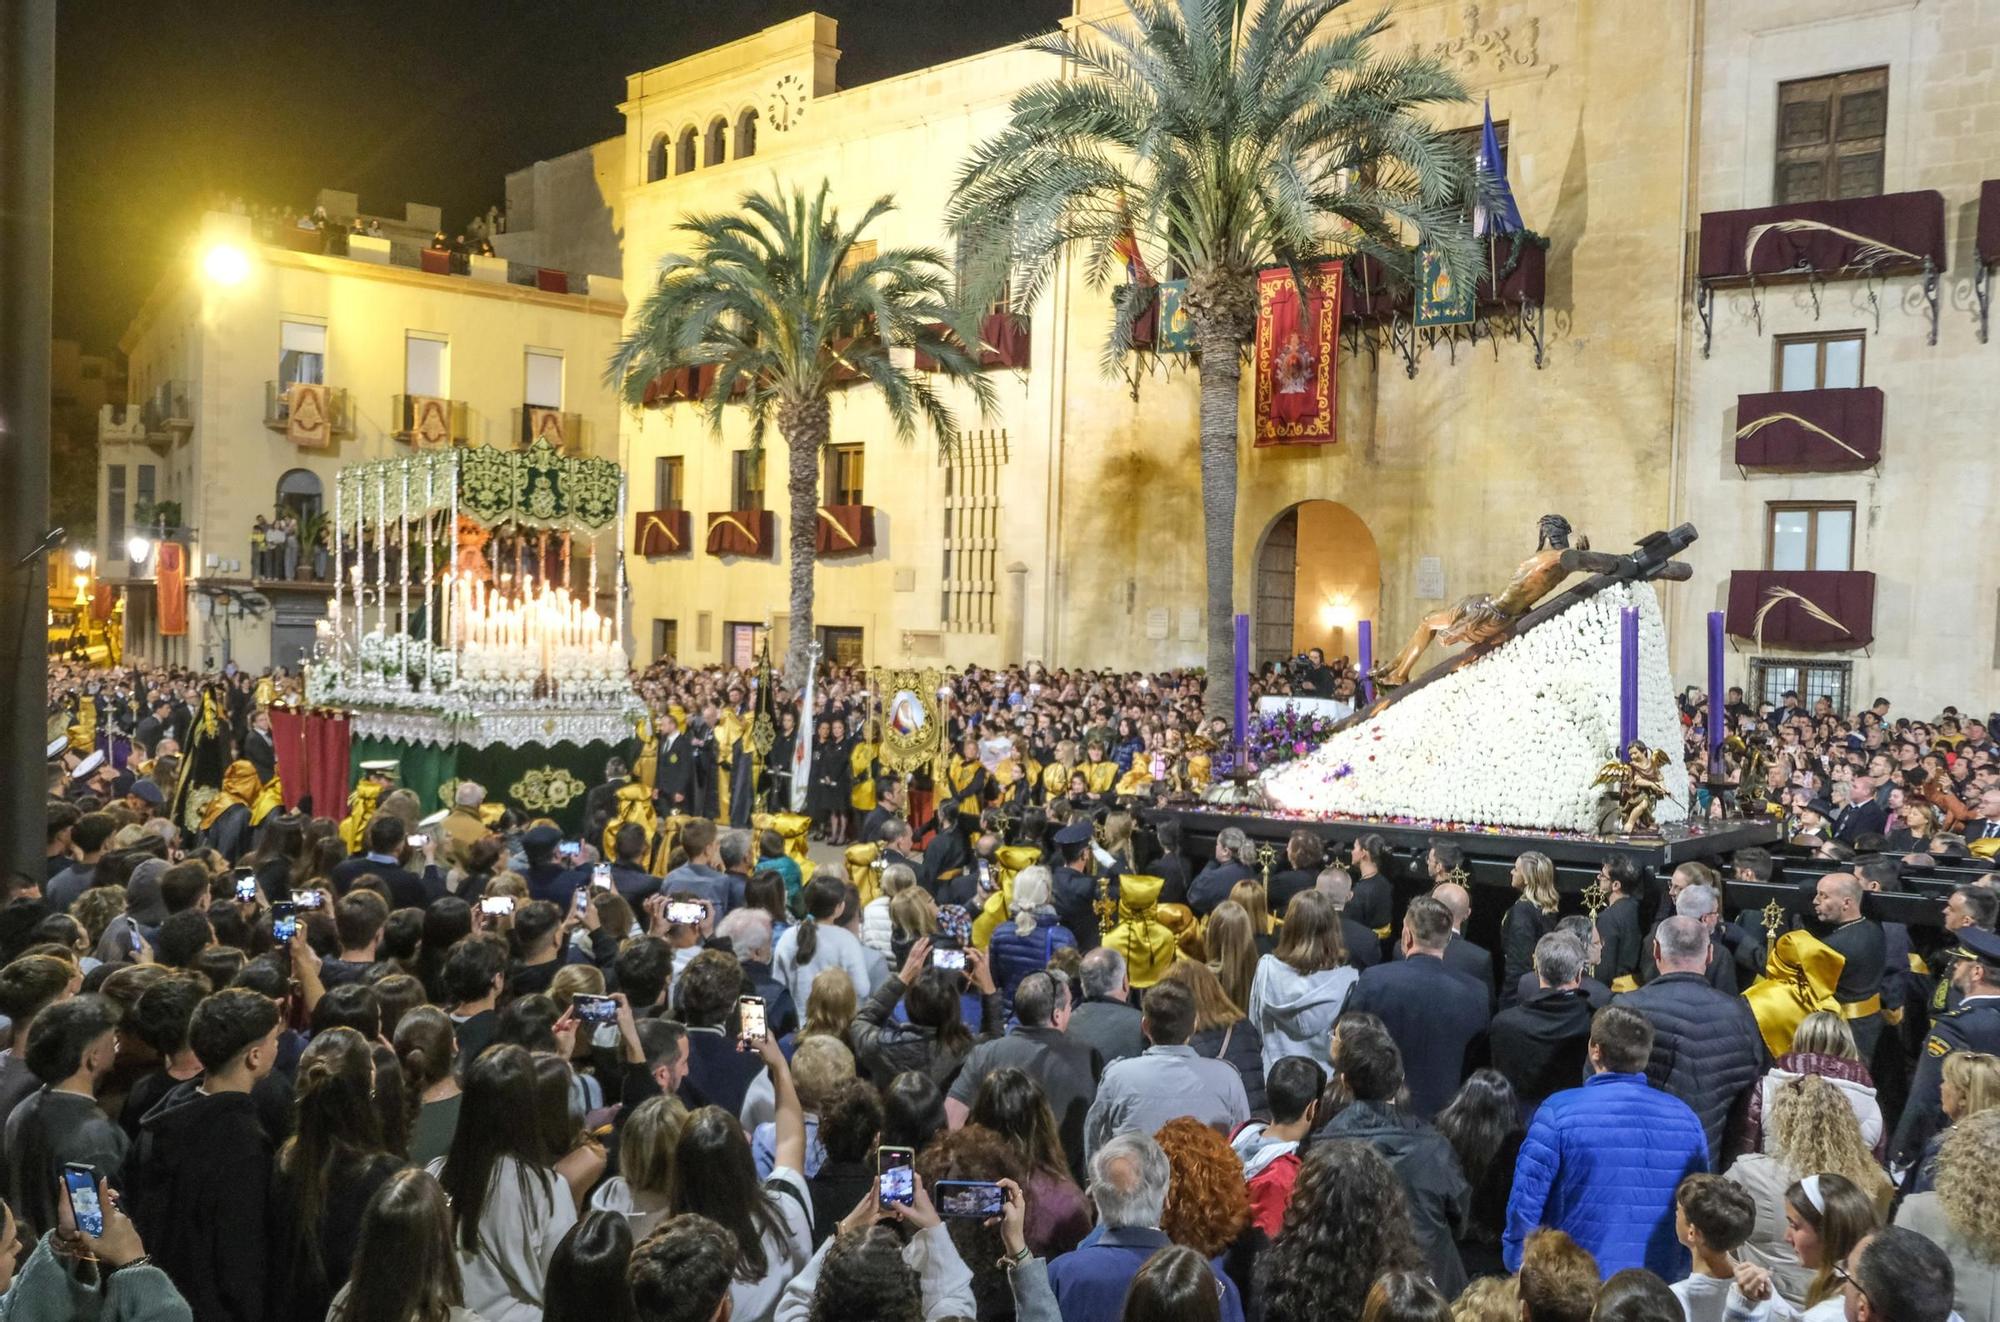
[1800,1174,1825,1214]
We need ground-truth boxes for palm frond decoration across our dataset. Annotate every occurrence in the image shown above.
[1751,587,1852,649]
[948,0,1478,716]
[607,179,995,680]
[1733,412,1867,463]
[1741,219,1923,274]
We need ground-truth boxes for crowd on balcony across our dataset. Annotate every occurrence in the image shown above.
[23,650,1996,1322]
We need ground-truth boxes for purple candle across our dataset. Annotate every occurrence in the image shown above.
[1707,610,1726,757]
[1358,619,1374,705]
[1233,612,1251,754]
[1618,605,1639,750]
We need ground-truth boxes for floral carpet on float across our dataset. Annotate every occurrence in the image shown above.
[1260,581,1689,834]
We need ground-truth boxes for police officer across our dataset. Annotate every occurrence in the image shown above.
[1049,820,1114,952]
[1891,924,2000,1170]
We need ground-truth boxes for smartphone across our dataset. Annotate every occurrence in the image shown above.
[407,833,429,849]
[234,877,257,903]
[271,901,299,943]
[877,1145,915,1208]
[934,1179,1005,1219]
[666,899,706,926]
[592,863,613,890]
[63,1164,103,1237]
[294,890,325,910]
[558,841,582,858]
[481,896,516,916]
[573,993,619,1025]
[931,947,966,971]
[737,995,767,1044]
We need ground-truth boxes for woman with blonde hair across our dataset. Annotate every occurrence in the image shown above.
[1726,1074,1893,1305]
[799,967,857,1044]
[987,865,1077,1006]
[588,1094,688,1241]
[1162,957,1266,1115]
[1249,890,1357,1078]
[886,882,938,968]
[1905,1049,2000,1194]
[861,862,916,959]
[1500,853,1558,1006]
[1744,1011,1881,1156]
[1099,811,1137,873]
[1206,900,1259,1014]
[1229,880,1275,951]
[1894,1105,2000,1322]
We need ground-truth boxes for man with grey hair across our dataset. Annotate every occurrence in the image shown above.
[1344,894,1491,1117]
[1046,1132,1246,1322]
[1188,826,1256,916]
[1068,947,1144,1067]
[439,779,488,868]
[1616,915,1765,1163]
[1489,932,1595,1114]
[1315,866,1382,968]
[716,906,796,1039]
[1640,883,1739,993]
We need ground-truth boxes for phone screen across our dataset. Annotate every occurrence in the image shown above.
[295,890,325,909]
[877,1146,914,1208]
[482,896,516,916]
[931,947,966,971]
[408,833,429,849]
[738,996,767,1044]
[573,994,618,1024]
[272,902,299,944]
[64,1164,103,1237]
[593,864,613,890]
[935,1180,1005,1218]
[234,878,257,903]
[666,900,706,926]
[558,841,582,858]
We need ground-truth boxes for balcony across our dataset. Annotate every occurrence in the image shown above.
[705,509,773,559]
[263,381,353,446]
[1726,570,1876,650]
[392,394,470,448]
[1733,387,1882,471]
[1695,189,1946,352]
[99,382,192,452]
[1977,179,1999,342]
[634,508,691,557]
[512,406,583,454]
[913,311,1031,373]
[814,504,876,556]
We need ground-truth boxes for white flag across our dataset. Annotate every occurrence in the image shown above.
[789,650,817,813]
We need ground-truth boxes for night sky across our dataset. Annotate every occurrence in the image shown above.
[53,0,1071,355]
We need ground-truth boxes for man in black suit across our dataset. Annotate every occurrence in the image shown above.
[133,700,170,757]
[241,708,277,784]
[1314,866,1382,969]
[656,713,697,813]
[877,817,922,876]
[691,703,721,820]
[1832,776,1889,845]
[861,777,906,845]
[1490,930,1597,1116]
[1342,894,1490,1118]
[327,815,443,909]
[1188,827,1257,916]
[1592,856,1646,991]
[1426,881,1497,1005]
[583,756,631,847]
[1962,787,2000,844]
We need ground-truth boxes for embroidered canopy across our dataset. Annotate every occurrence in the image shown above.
[334,439,622,534]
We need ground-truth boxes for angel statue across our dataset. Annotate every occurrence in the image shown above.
[1593,740,1673,835]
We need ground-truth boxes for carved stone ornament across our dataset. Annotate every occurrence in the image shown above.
[768,73,806,132]
[1412,3,1544,75]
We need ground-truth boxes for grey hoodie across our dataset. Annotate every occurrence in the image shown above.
[1248,954,1357,1077]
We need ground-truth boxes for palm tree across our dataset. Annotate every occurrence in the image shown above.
[949,0,1480,718]
[607,181,993,681]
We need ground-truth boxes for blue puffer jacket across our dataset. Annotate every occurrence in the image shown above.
[988,912,1078,1007]
[1502,1071,1709,1279]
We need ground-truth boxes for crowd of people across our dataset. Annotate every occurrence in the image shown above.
[16,654,1999,1322]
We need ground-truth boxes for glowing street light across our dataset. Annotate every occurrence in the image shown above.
[202,242,251,286]
[126,535,153,565]
[70,546,94,571]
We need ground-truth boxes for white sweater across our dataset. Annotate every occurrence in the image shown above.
[862,897,896,959]
[425,1155,575,1322]
[772,919,876,1008]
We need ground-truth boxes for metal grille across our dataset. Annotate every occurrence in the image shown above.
[941,429,1008,634]
[1750,657,1852,715]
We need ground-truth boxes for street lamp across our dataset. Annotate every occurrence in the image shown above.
[126,534,153,565]
[70,546,93,571]
[202,242,250,286]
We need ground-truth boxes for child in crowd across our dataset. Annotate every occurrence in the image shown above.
[1670,1174,1757,1322]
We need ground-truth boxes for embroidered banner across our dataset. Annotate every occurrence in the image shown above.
[634,509,690,557]
[407,395,454,448]
[1414,245,1476,328]
[1157,279,1194,352]
[1254,262,1342,446]
[706,509,773,558]
[526,406,569,453]
[815,505,877,556]
[157,542,187,636]
[287,383,331,448]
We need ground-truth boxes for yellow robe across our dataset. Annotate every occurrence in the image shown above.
[633,715,660,792]
[603,783,669,874]
[971,845,1042,949]
[846,843,884,907]
[338,782,383,854]
[948,756,984,821]
[1082,761,1117,796]
[850,741,879,812]
[1040,762,1072,801]
[1100,876,1182,988]
[1744,931,1846,1058]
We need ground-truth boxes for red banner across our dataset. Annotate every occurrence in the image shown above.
[1254,262,1342,446]
[90,581,115,622]
[156,542,187,636]
[271,708,352,815]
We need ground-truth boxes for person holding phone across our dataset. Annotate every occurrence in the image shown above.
[0,1170,191,1319]
[667,1032,811,1322]
[772,1162,978,1321]
[1,995,126,1239]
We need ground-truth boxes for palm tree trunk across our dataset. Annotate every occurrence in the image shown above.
[779,396,830,684]
[1191,314,1247,723]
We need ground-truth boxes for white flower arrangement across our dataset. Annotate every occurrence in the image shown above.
[1261,581,1690,833]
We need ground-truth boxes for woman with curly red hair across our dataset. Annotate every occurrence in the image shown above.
[1154,1115,1258,1306]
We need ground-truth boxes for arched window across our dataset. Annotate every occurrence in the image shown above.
[704,117,728,167]
[276,468,324,521]
[676,127,698,175]
[646,133,668,182]
[735,108,759,159]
